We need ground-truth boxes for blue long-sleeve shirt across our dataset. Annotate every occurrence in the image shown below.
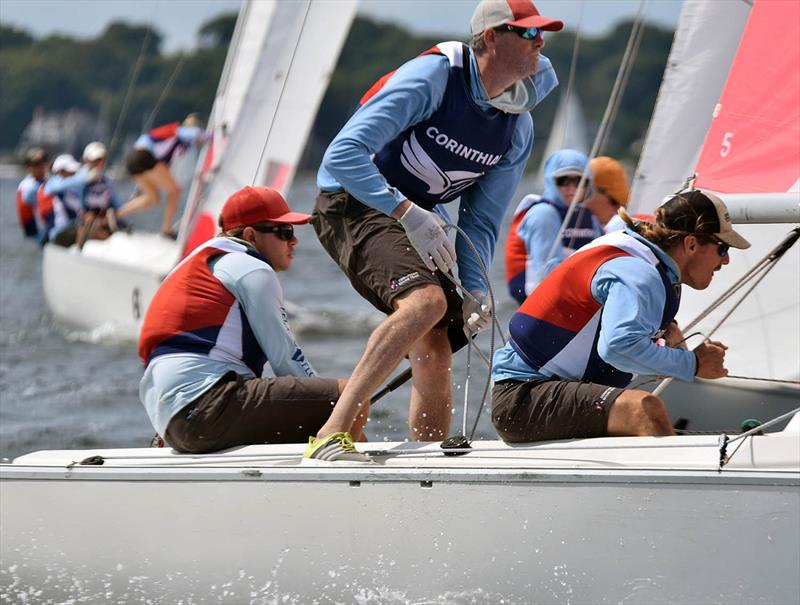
[318,50,557,292]
[493,230,696,384]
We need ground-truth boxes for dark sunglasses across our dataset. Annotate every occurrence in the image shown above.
[251,223,295,241]
[555,175,582,188]
[494,24,542,40]
[597,187,621,207]
[669,232,731,257]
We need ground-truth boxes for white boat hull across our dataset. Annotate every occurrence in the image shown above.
[3,434,798,603]
[42,234,179,341]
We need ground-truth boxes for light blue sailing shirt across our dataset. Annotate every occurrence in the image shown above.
[139,243,317,436]
[317,49,557,293]
[493,229,696,384]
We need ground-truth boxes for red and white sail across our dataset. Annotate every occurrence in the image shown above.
[629,0,751,211]
[694,0,800,197]
[632,0,800,381]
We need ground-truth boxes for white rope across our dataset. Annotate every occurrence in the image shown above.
[143,54,187,131]
[653,230,799,397]
[441,223,500,442]
[107,26,154,160]
[596,12,646,156]
[540,0,649,271]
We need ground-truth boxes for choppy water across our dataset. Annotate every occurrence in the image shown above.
[0,171,531,461]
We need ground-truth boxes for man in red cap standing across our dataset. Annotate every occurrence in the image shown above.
[137,186,368,458]
[309,0,564,458]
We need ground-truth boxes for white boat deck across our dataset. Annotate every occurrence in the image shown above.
[6,430,799,481]
[4,430,798,604]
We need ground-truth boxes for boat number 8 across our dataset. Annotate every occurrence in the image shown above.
[132,287,141,320]
[720,132,733,157]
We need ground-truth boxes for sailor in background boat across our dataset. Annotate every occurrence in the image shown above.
[308,0,563,458]
[74,141,122,245]
[505,148,602,304]
[137,186,368,459]
[589,156,656,233]
[120,114,208,240]
[38,153,83,247]
[585,155,630,231]
[492,189,751,442]
[15,147,49,241]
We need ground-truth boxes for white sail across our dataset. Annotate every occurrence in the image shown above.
[629,0,751,211]
[211,1,277,142]
[184,0,358,250]
[543,92,589,157]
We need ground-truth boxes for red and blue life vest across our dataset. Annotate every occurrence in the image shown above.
[83,177,114,211]
[505,196,599,304]
[147,122,186,164]
[16,175,41,238]
[362,42,518,210]
[508,231,681,387]
[138,238,268,376]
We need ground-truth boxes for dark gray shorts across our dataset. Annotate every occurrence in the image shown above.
[126,148,158,175]
[164,371,339,454]
[312,190,464,341]
[491,379,623,443]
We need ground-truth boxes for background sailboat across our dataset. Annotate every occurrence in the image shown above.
[535,91,590,189]
[41,0,358,342]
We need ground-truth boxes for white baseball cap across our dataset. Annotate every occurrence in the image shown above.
[52,154,81,174]
[470,0,564,37]
[83,141,107,162]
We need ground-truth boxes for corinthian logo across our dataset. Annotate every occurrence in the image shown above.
[400,131,487,198]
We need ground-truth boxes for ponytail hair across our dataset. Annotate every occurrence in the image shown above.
[618,207,686,251]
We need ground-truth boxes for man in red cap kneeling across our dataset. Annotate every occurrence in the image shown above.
[137,186,368,459]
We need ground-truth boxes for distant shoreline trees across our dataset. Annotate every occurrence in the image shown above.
[0,15,673,171]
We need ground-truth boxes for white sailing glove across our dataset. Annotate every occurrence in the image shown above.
[463,290,492,336]
[398,203,456,273]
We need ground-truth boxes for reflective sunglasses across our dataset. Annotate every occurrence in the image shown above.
[710,237,730,257]
[494,24,542,40]
[555,175,582,188]
[251,223,295,241]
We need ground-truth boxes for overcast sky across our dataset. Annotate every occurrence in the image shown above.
[2,0,682,52]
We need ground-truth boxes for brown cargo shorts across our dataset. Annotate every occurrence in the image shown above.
[312,190,464,337]
[164,371,340,454]
[492,378,623,443]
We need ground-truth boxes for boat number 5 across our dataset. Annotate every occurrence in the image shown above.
[720,132,733,157]
[132,287,141,320]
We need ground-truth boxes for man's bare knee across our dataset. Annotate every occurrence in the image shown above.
[396,284,447,325]
[166,184,181,202]
[639,394,673,436]
[608,390,673,437]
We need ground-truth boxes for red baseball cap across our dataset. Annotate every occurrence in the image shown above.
[470,0,564,36]
[219,186,311,231]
